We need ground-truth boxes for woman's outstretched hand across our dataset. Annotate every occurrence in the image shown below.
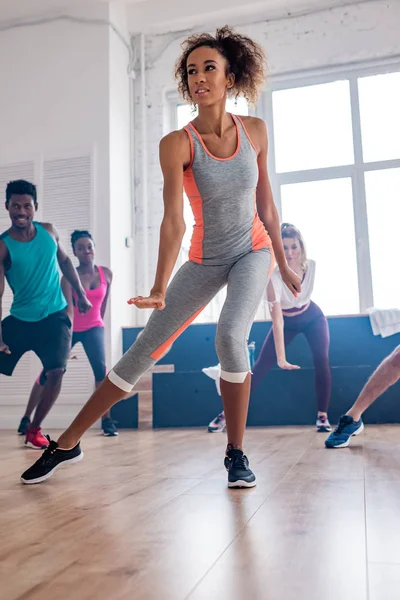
[277,358,301,370]
[127,291,166,310]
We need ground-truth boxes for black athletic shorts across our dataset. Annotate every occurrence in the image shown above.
[0,310,72,377]
[39,326,106,386]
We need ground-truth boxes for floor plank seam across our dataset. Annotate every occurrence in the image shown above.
[363,435,371,600]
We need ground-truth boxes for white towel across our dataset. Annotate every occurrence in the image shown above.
[202,364,221,396]
[366,308,400,338]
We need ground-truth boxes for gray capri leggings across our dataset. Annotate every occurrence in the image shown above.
[108,247,273,392]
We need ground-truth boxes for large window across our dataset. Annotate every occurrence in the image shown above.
[272,80,354,172]
[358,72,400,163]
[281,178,359,315]
[266,64,400,314]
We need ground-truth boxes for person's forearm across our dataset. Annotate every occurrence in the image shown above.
[66,304,74,323]
[59,258,85,297]
[271,310,285,361]
[260,203,287,272]
[151,218,185,294]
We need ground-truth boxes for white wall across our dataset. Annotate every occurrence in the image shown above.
[108,2,135,362]
[133,0,400,306]
[0,3,134,427]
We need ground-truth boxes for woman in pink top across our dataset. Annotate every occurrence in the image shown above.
[18,230,114,443]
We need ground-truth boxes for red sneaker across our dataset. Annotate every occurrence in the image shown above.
[25,428,49,450]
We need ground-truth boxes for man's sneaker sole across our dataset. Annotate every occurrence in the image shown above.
[228,478,257,489]
[208,426,226,433]
[25,442,49,450]
[327,421,364,448]
[317,425,332,433]
[103,431,119,437]
[20,452,84,484]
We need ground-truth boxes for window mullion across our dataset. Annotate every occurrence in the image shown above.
[262,89,282,218]
[349,77,373,312]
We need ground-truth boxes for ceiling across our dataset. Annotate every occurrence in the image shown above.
[0,0,369,34]
[127,0,365,34]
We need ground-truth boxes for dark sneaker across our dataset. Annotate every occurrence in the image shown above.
[316,415,332,432]
[224,446,256,488]
[325,415,364,448]
[21,438,83,484]
[18,416,31,436]
[102,417,119,437]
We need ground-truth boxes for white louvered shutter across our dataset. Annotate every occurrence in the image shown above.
[42,154,94,401]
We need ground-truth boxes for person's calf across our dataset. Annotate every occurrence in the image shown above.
[390,346,400,373]
[220,373,251,450]
[31,368,65,428]
[347,346,400,422]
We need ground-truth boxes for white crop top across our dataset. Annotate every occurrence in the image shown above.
[268,259,316,310]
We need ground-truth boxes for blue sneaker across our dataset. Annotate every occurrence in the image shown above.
[325,415,364,448]
[102,417,119,437]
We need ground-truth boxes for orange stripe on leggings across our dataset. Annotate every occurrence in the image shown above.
[150,305,206,361]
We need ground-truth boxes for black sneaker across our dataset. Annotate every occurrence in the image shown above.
[17,416,31,436]
[102,417,119,437]
[224,446,256,488]
[20,438,83,484]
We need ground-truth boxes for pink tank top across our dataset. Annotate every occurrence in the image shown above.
[72,266,108,332]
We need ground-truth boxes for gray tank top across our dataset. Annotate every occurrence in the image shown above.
[183,114,271,266]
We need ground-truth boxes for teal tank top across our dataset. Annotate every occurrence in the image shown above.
[1,222,67,322]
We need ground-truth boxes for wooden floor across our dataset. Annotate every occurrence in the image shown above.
[2,425,400,600]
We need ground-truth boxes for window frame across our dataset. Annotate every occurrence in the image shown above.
[261,57,400,313]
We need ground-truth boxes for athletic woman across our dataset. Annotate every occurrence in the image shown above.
[22,27,300,487]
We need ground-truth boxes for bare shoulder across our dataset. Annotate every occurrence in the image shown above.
[242,117,267,135]
[160,129,189,150]
[0,238,9,262]
[40,222,58,238]
[160,129,191,169]
[240,117,268,153]
[100,265,113,283]
[241,116,267,133]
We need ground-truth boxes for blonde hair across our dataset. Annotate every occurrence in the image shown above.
[281,223,307,270]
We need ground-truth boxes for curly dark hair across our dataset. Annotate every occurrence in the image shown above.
[174,26,266,105]
[6,180,37,203]
[71,229,93,251]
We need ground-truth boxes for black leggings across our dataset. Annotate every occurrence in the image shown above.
[71,327,107,383]
[251,301,331,413]
[39,326,106,385]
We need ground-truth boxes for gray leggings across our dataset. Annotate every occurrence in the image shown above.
[109,248,273,392]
